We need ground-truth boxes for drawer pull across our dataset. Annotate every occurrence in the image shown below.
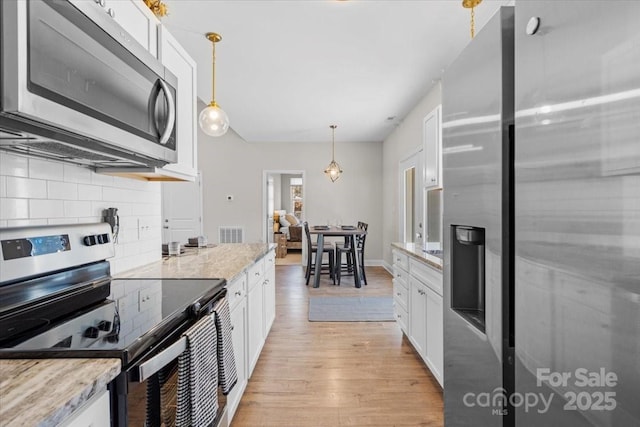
[235,291,242,296]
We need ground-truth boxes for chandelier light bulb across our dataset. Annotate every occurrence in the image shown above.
[199,102,229,136]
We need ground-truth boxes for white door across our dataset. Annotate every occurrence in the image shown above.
[161,172,203,243]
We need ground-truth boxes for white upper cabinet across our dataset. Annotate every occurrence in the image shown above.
[423,105,442,188]
[158,26,198,178]
[106,0,159,56]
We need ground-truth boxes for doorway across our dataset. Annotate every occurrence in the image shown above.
[262,170,305,244]
[399,151,424,247]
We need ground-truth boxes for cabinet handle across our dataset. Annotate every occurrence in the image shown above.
[231,324,235,331]
[255,272,260,276]
[107,7,115,18]
[397,273,401,277]
[235,291,242,296]
[396,292,401,296]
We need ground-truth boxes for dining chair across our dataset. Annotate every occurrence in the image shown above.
[303,222,336,286]
[335,222,368,286]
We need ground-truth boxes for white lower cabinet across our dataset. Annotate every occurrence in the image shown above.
[60,389,110,427]
[225,248,276,424]
[392,248,444,387]
[247,269,264,376]
[425,285,444,383]
[227,295,247,420]
[409,277,428,357]
[263,252,276,335]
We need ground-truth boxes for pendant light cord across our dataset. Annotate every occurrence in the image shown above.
[331,124,337,161]
[211,40,216,106]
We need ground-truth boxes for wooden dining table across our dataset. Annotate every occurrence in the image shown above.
[308,225,367,288]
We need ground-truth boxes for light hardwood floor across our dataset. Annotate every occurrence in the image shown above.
[231,265,444,427]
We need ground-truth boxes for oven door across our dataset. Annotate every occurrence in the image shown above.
[0,0,177,164]
[112,327,227,427]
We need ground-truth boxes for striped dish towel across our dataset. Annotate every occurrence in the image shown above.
[213,297,238,395]
[175,315,219,427]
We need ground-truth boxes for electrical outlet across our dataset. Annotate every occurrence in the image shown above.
[138,289,153,312]
[138,218,153,240]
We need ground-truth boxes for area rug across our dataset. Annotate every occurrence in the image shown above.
[308,296,395,322]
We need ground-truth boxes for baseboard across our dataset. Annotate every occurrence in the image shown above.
[381,261,393,275]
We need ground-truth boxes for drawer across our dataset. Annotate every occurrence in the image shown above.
[393,280,408,310]
[226,273,247,311]
[393,301,408,334]
[247,258,265,289]
[410,258,442,296]
[393,264,409,288]
[264,249,276,270]
[392,250,409,271]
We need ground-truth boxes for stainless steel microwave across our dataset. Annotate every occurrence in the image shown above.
[0,0,177,168]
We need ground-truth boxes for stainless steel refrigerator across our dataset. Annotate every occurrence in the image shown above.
[443,2,640,426]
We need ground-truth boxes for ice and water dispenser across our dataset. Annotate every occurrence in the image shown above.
[450,225,486,333]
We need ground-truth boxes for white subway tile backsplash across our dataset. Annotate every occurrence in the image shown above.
[90,173,114,187]
[2,155,162,276]
[48,217,79,225]
[0,152,29,177]
[0,198,29,219]
[7,219,48,227]
[78,184,103,201]
[48,181,78,200]
[29,199,65,218]
[7,177,47,199]
[64,200,92,217]
[63,164,92,184]
[29,158,64,181]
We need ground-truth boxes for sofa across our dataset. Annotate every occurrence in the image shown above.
[274,210,302,249]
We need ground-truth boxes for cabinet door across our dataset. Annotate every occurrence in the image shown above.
[409,278,427,357]
[247,278,264,376]
[108,0,158,56]
[423,105,442,188]
[60,390,110,427]
[263,263,276,336]
[425,286,444,387]
[158,26,198,177]
[227,298,247,421]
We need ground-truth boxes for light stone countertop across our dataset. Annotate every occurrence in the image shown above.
[0,358,121,427]
[391,242,443,271]
[0,244,274,427]
[117,243,277,281]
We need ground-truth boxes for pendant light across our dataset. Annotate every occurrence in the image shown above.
[199,32,230,137]
[462,0,482,38]
[324,125,342,182]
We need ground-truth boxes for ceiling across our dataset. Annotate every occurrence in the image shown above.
[163,0,510,143]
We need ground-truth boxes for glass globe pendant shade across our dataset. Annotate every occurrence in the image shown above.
[199,102,229,137]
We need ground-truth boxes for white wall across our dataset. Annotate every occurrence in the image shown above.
[198,124,384,262]
[0,152,162,275]
[381,83,442,268]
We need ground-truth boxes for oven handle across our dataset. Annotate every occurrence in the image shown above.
[136,336,186,382]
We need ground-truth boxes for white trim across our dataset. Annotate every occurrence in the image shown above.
[262,169,306,244]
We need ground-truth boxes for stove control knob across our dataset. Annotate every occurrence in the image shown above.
[190,302,201,317]
[97,320,112,331]
[84,326,99,339]
[105,334,119,343]
[83,235,97,246]
[101,233,110,244]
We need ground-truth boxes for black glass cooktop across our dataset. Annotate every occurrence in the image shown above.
[0,278,226,365]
